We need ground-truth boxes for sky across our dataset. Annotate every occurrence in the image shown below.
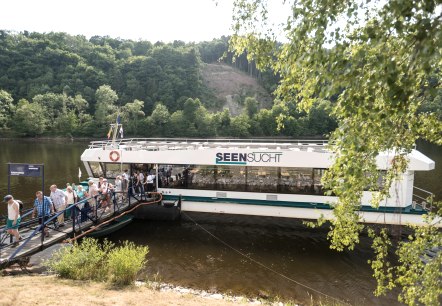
[0,0,239,42]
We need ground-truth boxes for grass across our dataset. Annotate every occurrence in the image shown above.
[44,237,148,286]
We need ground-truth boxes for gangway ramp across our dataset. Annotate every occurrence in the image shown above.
[0,192,162,269]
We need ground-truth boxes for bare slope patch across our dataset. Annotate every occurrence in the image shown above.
[201,63,273,116]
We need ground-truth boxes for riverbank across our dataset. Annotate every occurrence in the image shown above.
[0,275,232,306]
[0,274,296,306]
[1,245,302,306]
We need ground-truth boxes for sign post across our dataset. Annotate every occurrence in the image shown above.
[7,163,45,194]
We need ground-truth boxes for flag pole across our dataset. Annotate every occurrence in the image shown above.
[111,113,120,146]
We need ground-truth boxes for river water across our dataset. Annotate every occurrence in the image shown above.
[0,139,440,305]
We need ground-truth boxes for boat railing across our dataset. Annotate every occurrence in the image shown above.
[0,206,38,247]
[88,138,329,152]
[412,186,434,211]
[1,189,137,262]
[3,196,94,261]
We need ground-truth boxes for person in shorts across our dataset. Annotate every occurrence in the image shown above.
[4,195,22,247]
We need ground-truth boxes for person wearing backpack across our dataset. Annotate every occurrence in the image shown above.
[4,195,22,247]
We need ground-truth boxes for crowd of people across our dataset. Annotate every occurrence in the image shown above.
[2,167,161,247]
[127,169,156,196]
[2,173,130,246]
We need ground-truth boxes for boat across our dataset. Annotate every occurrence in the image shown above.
[80,138,440,227]
[86,214,134,238]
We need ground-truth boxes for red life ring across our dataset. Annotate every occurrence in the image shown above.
[109,150,120,162]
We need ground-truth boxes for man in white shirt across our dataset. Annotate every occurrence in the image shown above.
[115,175,123,203]
[147,173,155,192]
[50,184,67,226]
[122,169,129,200]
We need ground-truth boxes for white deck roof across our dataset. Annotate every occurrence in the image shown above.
[88,138,329,153]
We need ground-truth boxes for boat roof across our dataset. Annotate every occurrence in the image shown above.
[88,138,329,153]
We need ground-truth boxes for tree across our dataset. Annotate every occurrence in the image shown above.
[0,89,14,129]
[33,93,67,124]
[150,103,171,136]
[230,114,251,137]
[213,109,231,136]
[194,105,216,137]
[244,96,259,117]
[53,110,78,136]
[305,100,337,136]
[169,110,188,137]
[121,99,145,135]
[95,85,118,127]
[230,0,442,304]
[70,94,89,115]
[253,108,277,136]
[13,99,48,136]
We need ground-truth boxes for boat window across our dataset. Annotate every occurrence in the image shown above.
[364,170,386,191]
[246,167,278,193]
[159,164,326,196]
[191,165,217,190]
[279,167,323,195]
[216,165,246,192]
[89,162,104,177]
[378,171,386,190]
[103,163,130,178]
[159,164,217,190]
[132,164,153,175]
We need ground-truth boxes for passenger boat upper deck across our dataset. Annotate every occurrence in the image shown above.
[83,138,433,170]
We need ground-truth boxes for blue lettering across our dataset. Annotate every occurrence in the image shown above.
[216,153,223,162]
[223,153,230,162]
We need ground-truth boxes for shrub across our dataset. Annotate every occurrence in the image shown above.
[107,241,149,286]
[44,238,114,281]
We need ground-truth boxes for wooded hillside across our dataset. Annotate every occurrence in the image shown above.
[0,31,336,138]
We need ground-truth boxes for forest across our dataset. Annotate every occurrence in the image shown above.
[0,31,337,138]
[0,31,439,139]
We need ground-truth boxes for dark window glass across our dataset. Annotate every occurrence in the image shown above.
[246,167,278,193]
[89,162,104,177]
[159,164,327,196]
[104,163,131,178]
[216,165,246,192]
[364,170,387,191]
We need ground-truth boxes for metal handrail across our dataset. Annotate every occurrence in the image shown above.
[7,196,98,261]
[88,137,329,151]
[5,189,135,262]
[413,186,434,196]
[412,186,435,211]
[0,208,34,231]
